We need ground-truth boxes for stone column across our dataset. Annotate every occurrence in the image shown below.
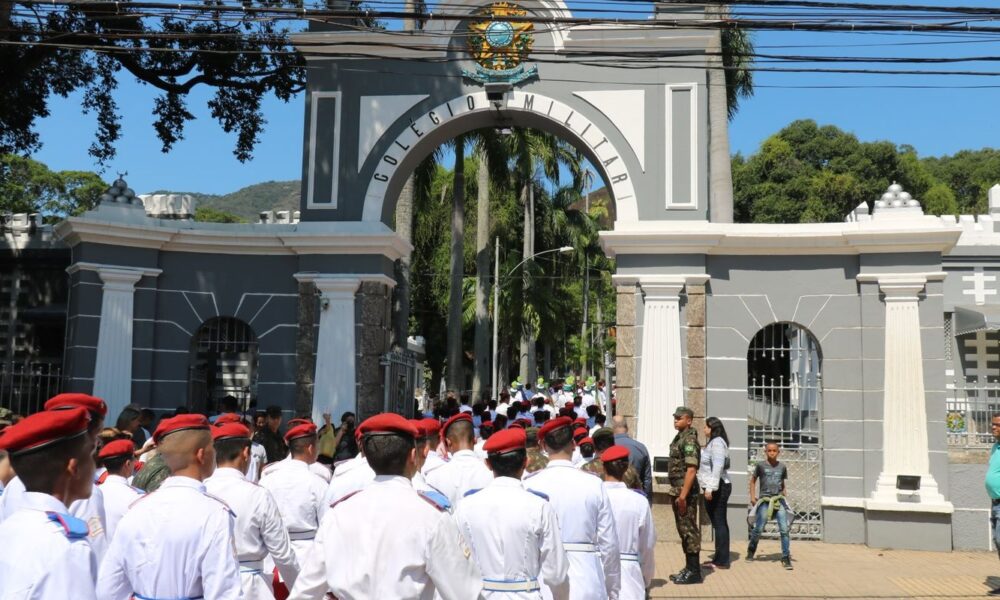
[862,273,951,511]
[92,266,151,421]
[294,280,318,417]
[615,284,639,429]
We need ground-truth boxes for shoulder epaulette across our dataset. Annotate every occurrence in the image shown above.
[417,489,452,512]
[96,471,109,485]
[204,491,237,518]
[46,511,89,540]
[329,489,362,509]
[526,489,549,501]
[463,488,481,497]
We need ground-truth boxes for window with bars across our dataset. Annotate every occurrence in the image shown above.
[188,317,259,414]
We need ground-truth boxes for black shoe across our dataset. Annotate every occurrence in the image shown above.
[988,587,1000,596]
[673,568,703,585]
[782,556,793,570]
[746,548,756,561]
[668,568,689,582]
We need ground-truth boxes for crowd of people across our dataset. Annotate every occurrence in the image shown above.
[0,377,796,599]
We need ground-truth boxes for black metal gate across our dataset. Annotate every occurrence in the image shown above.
[188,317,259,413]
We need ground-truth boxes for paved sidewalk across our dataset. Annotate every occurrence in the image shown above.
[651,539,999,598]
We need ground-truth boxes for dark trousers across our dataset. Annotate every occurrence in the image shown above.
[704,481,731,566]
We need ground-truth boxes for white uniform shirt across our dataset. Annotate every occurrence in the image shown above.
[0,492,98,600]
[0,475,109,562]
[421,450,448,479]
[247,442,267,483]
[100,474,143,541]
[525,460,621,600]
[453,477,569,599]
[205,467,299,599]
[325,454,376,505]
[603,482,655,600]
[289,475,483,600]
[425,449,494,508]
[497,402,511,416]
[581,393,596,409]
[96,476,241,600]
[259,458,328,569]
[261,454,333,484]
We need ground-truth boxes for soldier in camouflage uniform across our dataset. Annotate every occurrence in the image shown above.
[667,406,702,585]
[524,427,549,473]
[591,427,645,492]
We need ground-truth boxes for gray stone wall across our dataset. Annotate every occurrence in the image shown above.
[950,451,992,551]
[355,281,392,420]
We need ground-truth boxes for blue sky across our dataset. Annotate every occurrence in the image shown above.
[28,1,1000,195]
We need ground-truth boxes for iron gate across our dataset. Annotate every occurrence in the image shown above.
[382,349,420,416]
[747,322,823,540]
[188,317,259,414]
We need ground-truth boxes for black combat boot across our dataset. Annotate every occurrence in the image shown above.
[673,553,703,584]
[667,564,689,582]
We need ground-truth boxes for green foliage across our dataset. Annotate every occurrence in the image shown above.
[0,154,105,218]
[193,206,246,223]
[733,120,1000,222]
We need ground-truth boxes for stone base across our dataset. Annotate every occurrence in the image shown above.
[822,507,866,544]
[868,472,953,514]
[866,510,953,551]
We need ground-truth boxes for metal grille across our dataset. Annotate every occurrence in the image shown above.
[944,313,953,362]
[949,330,1000,448]
[0,362,62,416]
[382,349,419,417]
[747,322,823,540]
[189,318,258,413]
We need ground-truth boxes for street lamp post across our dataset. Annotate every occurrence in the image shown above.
[492,241,574,400]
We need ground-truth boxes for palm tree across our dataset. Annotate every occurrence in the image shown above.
[446,135,466,393]
[708,5,754,223]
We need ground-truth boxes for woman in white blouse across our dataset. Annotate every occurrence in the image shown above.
[697,416,731,569]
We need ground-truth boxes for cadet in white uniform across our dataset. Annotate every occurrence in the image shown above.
[601,446,656,600]
[288,413,483,600]
[325,450,376,505]
[97,439,143,541]
[525,417,621,600]
[205,421,299,599]
[0,407,99,599]
[408,419,449,499]
[215,413,267,482]
[97,414,241,600]
[259,421,328,589]
[0,393,111,561]
[454,427,570,599]
[426,413,493,508]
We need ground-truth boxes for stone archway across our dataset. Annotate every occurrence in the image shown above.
[360,90,639,223]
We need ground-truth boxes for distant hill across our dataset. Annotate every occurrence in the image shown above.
[149,180,300,221]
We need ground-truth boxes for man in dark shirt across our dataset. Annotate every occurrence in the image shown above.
[253,405,287,463]
[747,442,792,569]
[612,415,653,500]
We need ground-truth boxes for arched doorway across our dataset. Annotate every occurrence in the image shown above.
[747,322,823,539]
[188,317,259,414]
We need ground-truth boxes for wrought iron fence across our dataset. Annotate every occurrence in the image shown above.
[382,349,420,417]
[946,380,1000,448]
[0,362,63,417]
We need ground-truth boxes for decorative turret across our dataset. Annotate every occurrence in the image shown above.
[99,174,142,207]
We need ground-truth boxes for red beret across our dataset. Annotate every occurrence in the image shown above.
[98,439,136,459]
[153,414,210,444]
[213,422,251,441]
[601,445,630,463]
[483,428,526,454]
[44,393,107,418]
[520,400,531,409]
[573,427,589,441]
[0,407,90,456]
[480,420,493,429]
[287,417,313,428]
[538,416,572,440]
[579,437,594,447]
[284,422,318,442]
[419,418,441,437]
[358,413,418,438]
[508,421,525,430]
[564,402,574,410]
[573,418,587,426]
[441,412,472,437]
[518,418,533,427]
[215,413,242,425]
[409,419,429,439]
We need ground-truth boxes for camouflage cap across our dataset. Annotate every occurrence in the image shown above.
[673,406,694,418]
[0,407,13,426]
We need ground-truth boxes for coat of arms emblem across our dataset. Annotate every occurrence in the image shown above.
[462,2,538,85]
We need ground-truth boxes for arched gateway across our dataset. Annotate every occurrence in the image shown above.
[56,0,968,552]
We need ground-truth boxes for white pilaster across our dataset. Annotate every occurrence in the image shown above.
[860,273,952,513]
[309,275,362,425]
[636,281,685,461]
[91,267,148,421]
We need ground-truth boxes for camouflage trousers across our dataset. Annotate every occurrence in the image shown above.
[668,491,702,554]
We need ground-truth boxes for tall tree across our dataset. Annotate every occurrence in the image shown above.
[707,7,755,223]
[446,135,467,393]
[0,155,105,217]
[473,152,492,401]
